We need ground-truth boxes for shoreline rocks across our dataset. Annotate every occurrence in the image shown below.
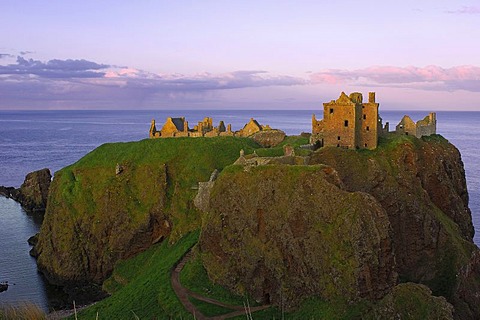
[0,168,52,213]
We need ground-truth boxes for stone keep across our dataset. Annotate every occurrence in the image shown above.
[312,92,382,150]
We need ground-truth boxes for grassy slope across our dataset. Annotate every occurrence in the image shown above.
[50,135,309,242]
[56,137,261,241]
[74,232,199,320]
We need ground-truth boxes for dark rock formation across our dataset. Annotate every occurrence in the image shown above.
[198,134,479,319]
[200,165,397,309]
[307,135,478,319]
[0,186,18,199]
[368,283,454,319]
[0,282,8,293]
[36,163,171,285]
[0,168,51,213]
[251,129,286,147]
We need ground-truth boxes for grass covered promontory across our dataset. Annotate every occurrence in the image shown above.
[33,134,480,319]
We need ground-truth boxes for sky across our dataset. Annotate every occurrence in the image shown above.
[1,0,480,110]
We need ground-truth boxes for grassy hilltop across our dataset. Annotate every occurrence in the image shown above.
[32,134,480,319]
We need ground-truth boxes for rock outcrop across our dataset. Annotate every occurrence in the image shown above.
[251,129,286,147]
[36,163,171,286]
[0,168,51,213]
[368,283,454,319]
[307,134,478,319]
[200,165,397,309]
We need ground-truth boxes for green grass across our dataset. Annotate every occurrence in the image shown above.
[180,251,368,319]
[253,135,310,157]
[180,251,255,306]
[74,231,199,320]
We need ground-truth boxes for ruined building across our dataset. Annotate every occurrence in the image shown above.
[236,118,272,137]
[311,92,386,150]
[396,113,437,138]
[149,117,271,138]
[311,92,437,150]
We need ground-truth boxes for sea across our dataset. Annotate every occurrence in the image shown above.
[0,110,478,311]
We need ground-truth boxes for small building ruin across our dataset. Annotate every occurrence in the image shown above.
[396,113,437,138]
[149,117,272,138]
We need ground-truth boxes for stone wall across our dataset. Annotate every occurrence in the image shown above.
[396,113,436,138]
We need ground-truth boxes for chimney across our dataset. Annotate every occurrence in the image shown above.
[368,92,375,103]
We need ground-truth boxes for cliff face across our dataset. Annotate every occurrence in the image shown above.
[36,163,171,284]
[309,136,475,286]
[0,168,51,213]
[307,135,479,315]
[200,165,397,309]
[199,135,480,319]
[35,138,258,286]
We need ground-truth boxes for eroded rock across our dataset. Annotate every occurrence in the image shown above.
[200,165,397,309]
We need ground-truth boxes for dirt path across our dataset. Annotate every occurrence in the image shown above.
[171,250,270,320]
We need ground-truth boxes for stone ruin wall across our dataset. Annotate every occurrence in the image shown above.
[395,113,436,138]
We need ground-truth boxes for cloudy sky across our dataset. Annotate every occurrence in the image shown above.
[1,0,479,110]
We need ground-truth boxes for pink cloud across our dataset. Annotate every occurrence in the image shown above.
[310,65,480,92]
[446,6,480,14]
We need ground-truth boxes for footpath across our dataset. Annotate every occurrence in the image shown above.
[171,250,270,320]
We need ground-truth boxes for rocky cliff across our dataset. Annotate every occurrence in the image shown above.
[307,135,479,318]
[200,165,397,309]
[198,134,480,319]
[0,168,51,213]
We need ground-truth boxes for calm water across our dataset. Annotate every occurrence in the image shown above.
[0,110,479,311]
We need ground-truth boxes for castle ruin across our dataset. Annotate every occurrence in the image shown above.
[149,117,271,138]
[311,92,436,149]
[311,92,387,150]
[396,113,437,138]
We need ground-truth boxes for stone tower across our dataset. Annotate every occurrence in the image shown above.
[312,92,381,150]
